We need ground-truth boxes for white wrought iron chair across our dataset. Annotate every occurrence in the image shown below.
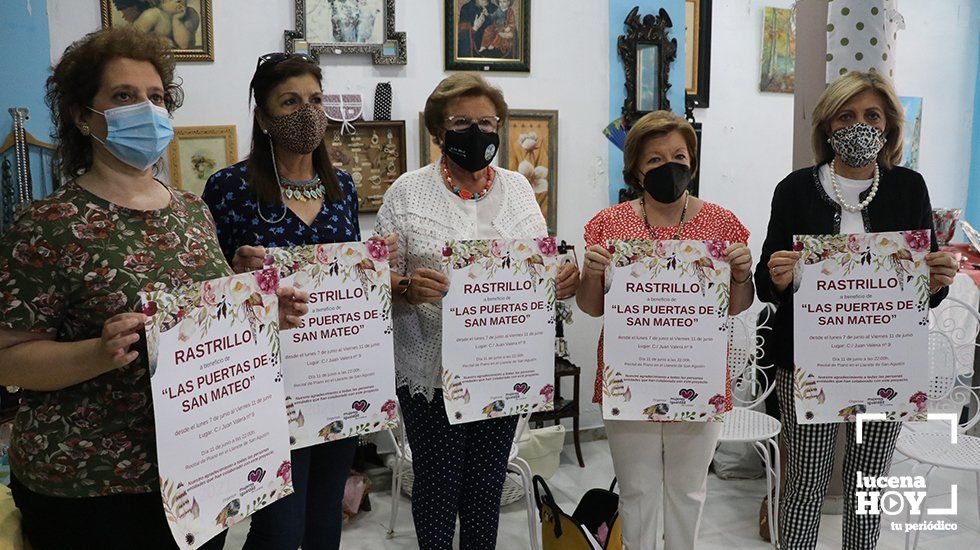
[719,304,781,549]
[385,410,539,550]
[897,296,980,549]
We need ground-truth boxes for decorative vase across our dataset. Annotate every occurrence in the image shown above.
[932,208,962,246]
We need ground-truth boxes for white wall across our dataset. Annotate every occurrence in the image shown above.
[47,0,613,427]
[45,0,978,430]
[893,0,978,211]
[692,0,797,268]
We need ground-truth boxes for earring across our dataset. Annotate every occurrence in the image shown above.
[79,124,90,136]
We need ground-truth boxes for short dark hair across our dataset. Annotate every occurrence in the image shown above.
[247,55,341,205]
[46,27,183,178]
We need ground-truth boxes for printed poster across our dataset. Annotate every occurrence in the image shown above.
[142,271,292,549]
[270,242,398,448]
[441,238,559,424]
[793,231,931,423]
[603,240,732,421]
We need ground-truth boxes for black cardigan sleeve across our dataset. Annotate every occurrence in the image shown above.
[916,172,949,308]
[755,176,795,306]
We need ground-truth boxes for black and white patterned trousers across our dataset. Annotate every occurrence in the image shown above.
[775,367,903,550]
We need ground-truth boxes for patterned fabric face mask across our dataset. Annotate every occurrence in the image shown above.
[266,104,329,154]
[829,122,886,168]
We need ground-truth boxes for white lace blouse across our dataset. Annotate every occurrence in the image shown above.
[375,162,549,400]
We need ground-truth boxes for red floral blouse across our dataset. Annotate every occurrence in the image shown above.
[583,200,750,407]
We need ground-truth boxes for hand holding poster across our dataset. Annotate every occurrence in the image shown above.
[602,240,732,421]
[793,231,931,424]
[270,242,398,448]
[142,271,292,549]
[441,238,559,424]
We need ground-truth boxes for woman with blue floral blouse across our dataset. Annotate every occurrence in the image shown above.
[202,52,395,550]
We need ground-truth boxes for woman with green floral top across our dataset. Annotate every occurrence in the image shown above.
[0,28,308,549]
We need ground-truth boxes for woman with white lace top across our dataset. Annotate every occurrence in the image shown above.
[375,73,580,550]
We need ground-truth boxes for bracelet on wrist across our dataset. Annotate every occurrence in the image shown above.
[733,271,753,285]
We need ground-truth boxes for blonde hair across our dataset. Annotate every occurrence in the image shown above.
[423,73,508,147]
[623,110,699,190]
[811,71,904,169]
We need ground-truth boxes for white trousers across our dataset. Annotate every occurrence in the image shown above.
[605,420,722,550]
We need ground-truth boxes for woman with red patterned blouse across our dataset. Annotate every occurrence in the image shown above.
[0,28,308,549]
[576,111,754,550]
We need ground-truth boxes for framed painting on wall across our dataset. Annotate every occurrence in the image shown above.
[286,0,407,65]
[100,0,214,62]
[499,110,558,235]
[685,0,712,108]
[445,0,531,72]
[899,96,922,170]
[326,121,407,212]
[167,126,237,196]
[419,112,443,168]
[760,7,796,93]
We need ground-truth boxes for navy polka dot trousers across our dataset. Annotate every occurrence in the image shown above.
[397,387,519,550]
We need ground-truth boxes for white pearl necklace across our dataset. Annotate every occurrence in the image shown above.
[829,159,879,213]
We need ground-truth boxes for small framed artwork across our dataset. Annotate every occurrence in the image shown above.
[100,0,214,62]
[685,0,712,108]
[167,126,237,196]
[445,0,530,72]
[419,112,443,168]
[499,110,558,235]
[286,0,407,65]
[618,7,677,125]
[326,121,407,212]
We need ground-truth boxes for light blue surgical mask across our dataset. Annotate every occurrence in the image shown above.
[88,101,174,171]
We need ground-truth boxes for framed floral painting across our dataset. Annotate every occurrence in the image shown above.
[101,0,214,62]
[167,126,237,196]
[500,110,558,235]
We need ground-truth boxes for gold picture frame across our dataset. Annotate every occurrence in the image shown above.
[419,112,443,168]
[685,0,712,107]
[499,110,558,235]
[445,0,530,72]
[167,126,238,196]
[101,0,215,62]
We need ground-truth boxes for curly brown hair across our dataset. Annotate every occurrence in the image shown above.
[46,27,184,178]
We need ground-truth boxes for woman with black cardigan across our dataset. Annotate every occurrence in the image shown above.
[755,71,958,549]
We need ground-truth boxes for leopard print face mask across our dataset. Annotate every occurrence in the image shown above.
[829,122,886,168]
[265,103,329,154]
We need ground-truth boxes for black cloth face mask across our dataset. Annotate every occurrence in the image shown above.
[443,124,500,172]
[642,162,691,204]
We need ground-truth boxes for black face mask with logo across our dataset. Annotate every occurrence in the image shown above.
[443,124,500,172]
[642,162,691,204]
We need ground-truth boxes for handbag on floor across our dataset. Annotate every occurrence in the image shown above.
[533,475,622,550]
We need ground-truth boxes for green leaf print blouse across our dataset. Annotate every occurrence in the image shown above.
[0,181,232,497]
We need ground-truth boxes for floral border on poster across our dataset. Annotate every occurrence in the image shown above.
[793,230,931,422]
[604,239,730,422]
[141,270,285,548]
[269,242,397,441]
[440,238,559,420]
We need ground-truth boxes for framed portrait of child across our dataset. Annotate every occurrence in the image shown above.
[100,0,214,62]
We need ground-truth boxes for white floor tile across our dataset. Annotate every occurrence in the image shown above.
[221,440,979,549]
